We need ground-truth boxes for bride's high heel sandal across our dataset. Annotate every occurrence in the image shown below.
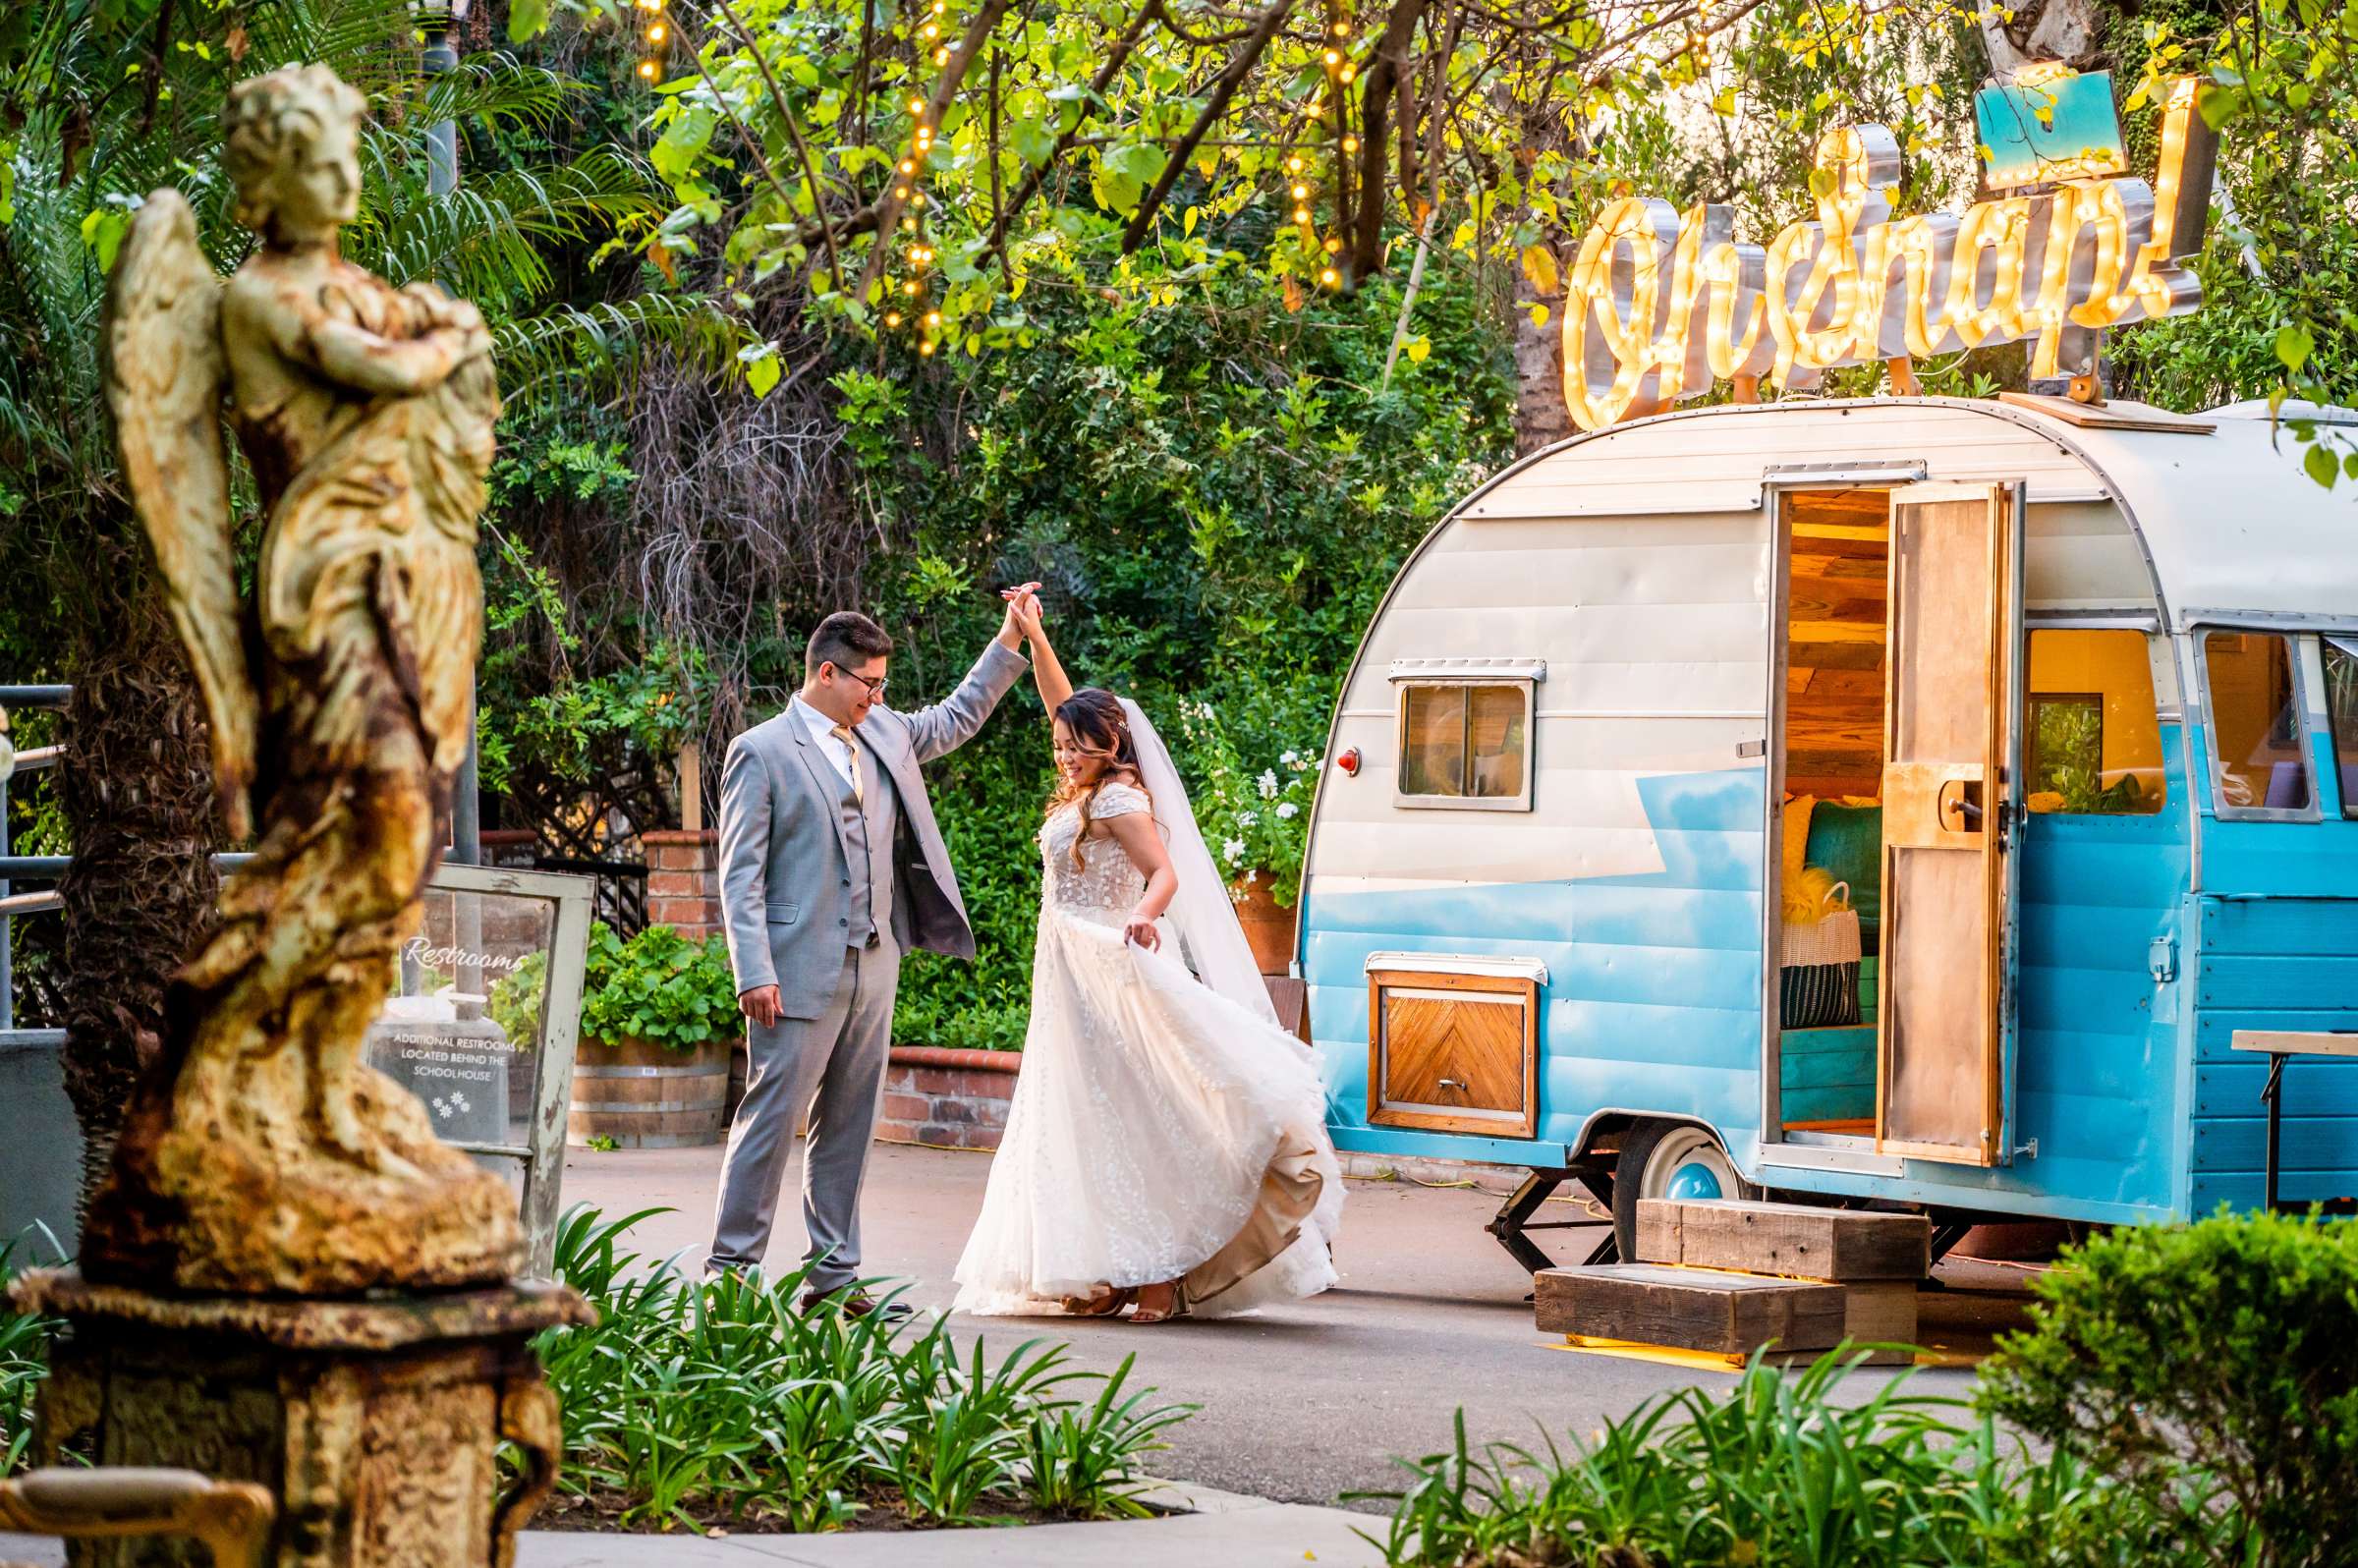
[1061,1286,1135,1317]
[1130,1280,1189,1325]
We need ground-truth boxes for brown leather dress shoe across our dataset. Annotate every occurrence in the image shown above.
[800,1286,915,1323]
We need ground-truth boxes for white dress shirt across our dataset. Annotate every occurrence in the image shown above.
[791,696,861,792]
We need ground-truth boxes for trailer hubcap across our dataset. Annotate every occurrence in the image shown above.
[1643,1125,1740,1205]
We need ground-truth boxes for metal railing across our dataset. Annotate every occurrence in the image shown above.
[0,686,72,1030]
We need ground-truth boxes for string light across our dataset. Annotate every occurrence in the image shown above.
[1340,135,1359,153]
[1338,64,1356,84]
[933,47,951,65]
[647,22,666,43]
[885,310,903,328]
[1322,236,1342,253]
[909,97,927,115]
[1318,265,1340,287]
[1291,183,1310,199]
[1332,20,1351,35]
[924,310,942,328]
[899,159,916,174]
[1285,155,1304,175]
[1293,205,1312,225]
[1322,48,1341,65]
[919,339,937,357]
[637,59,658,81]
[903,279,921,296]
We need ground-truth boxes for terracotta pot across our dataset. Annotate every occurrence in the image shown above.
[568,1036,733,1148]
[1230,875,1297,976]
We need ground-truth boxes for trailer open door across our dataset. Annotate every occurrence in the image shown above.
[1877,481,2026,1165]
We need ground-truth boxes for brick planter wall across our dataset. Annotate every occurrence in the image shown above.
[644,828,721,939]
[876,1046,1019,1150]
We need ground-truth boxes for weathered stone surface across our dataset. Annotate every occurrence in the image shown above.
[16,1273,586,1568]
[82,63,516,1296]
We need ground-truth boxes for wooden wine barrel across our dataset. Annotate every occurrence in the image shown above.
[568,1036,732,1148]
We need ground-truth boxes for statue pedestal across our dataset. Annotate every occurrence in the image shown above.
[10,1271,590,1568]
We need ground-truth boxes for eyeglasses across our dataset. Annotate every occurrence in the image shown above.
[829,664,889,696]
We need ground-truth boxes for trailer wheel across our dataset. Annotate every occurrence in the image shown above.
[1612,1121,1750,1261]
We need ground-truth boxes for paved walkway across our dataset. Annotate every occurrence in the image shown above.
[5,1484,1385,1568]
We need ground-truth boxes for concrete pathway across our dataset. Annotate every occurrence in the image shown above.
[4,1484,1386,1568]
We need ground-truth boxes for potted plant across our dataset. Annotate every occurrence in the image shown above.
[562,922,742,1149]
[1176,690,1322,976]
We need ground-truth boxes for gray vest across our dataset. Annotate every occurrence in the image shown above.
[837,739,899,946]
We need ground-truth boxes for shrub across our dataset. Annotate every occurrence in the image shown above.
[0,1235,59,1476]
[574,923,742,1053]
[532,1205,1190,1532]
[1978,1209,2358,1568]
[1363,1349,2173,1568]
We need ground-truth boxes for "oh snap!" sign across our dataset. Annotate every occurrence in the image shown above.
[1559,74,2212,430]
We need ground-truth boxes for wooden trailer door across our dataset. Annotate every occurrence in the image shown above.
[1877,481,2026,1166]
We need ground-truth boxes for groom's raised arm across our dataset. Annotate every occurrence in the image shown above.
[901,632,1029,764]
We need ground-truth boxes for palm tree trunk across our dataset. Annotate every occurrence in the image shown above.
[55,534,221,1225]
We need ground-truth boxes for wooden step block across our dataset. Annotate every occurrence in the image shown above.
[1636,1199,1930,1281]
[1535,1264,1848,1355]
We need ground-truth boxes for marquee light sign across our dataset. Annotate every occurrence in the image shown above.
[1560,75,2213,431]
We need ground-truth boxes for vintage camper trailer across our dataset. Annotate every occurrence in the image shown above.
[1296,395,2358,1268]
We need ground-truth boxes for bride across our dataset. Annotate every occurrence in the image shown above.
[951,593,1344,1324]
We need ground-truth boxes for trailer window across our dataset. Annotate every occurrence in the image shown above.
[2203,631,2312,816]
[2326,638,2358,818]
[2023,630,2165,814]
[1397,683,1531,809]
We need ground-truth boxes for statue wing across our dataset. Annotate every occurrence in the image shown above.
[105,189,258,840]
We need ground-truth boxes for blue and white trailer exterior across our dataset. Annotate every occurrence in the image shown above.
[1296,395,2358,1261]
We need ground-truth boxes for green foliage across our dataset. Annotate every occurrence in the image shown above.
[1175,687,1323,908]
[579,923,741,1052]
[487,949,550,1049]
[533,1205,1188,1531]
[1363,1348,2181,1568]
[0,1236,59,1477]
[1979,1210,2358,1568]
[2113,0,2358,480]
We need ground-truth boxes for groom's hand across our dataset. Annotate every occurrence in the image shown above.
[740,984,783,1029]
[995,582,1041,649]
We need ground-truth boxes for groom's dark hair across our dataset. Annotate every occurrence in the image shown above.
[806,611,893,680]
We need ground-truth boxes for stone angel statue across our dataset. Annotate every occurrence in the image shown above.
[83,65,521,1294]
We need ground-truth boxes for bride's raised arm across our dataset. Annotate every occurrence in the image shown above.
[1003,586,1074,715]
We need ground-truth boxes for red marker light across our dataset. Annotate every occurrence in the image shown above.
[1337,747,1361,776]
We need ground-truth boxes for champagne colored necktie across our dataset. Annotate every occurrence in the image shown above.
[829,724,865,805]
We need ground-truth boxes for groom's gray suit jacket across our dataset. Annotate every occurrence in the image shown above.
[716,641,1027,1019]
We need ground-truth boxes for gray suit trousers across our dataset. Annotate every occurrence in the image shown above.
[706,936,900,1287]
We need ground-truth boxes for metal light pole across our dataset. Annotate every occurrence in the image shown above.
[420,0,480,873]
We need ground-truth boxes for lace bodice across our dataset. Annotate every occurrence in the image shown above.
[1039,781,1151,923]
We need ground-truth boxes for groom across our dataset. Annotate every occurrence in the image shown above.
[706,598,1033,1315]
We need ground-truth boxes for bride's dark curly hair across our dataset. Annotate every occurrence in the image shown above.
[1047,689,1149,868]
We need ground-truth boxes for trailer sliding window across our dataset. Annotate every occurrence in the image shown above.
[1394,681,1534,812]
[2201,630,2316,819]
[2326,638,2358,819]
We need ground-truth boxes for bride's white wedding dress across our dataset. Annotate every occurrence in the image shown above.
[952,751,1344,1318]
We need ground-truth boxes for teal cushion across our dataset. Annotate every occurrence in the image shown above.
[1803,804,1881,935]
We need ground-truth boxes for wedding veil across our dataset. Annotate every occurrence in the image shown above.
[1117,698,1283,1027]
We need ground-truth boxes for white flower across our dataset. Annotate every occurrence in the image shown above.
[1257,768,1279,799]
[1244,868,1258,884]
[1238,810,1258,827]
[1222,837,1246,866]
[1280,750,1299,766]
[1275,801,1299,818]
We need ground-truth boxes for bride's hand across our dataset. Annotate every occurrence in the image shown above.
[1122,911,1160,951]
